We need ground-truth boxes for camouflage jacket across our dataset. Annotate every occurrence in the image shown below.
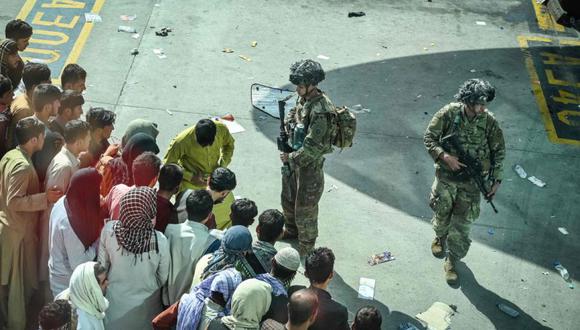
[285,91,334,168]
[424,102,506,181]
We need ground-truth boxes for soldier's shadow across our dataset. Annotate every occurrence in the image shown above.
[457,262,551,330]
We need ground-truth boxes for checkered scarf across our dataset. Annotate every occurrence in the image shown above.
[0,40,20,88]
[113,187,158,258]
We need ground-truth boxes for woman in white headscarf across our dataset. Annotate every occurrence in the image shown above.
[55,261,109,330]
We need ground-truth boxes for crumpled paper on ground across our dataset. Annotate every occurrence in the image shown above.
[415,302,455,330]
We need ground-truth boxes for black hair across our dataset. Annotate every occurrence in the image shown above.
[304,247,335,284]
[59,90,84,114]
[5,19,33,40]
[230,198,258,227]
[132,151,161,186]
[61,63,87,88]
[159,163,184,192]
[0,74,12,97]
[63,120,90,144]
[86,107,116,130]
[38,300,71,330]
[257,209,285,242]
[194,119,217,147]
[455,79,496,106]
[186,189,214,222]
[15,117,45,145]
[208,167,236,192]
[32,84,61,113]
[22,63,51,91]
[288,289,319,325]
[272,258,297,283]
[353,306,382,330]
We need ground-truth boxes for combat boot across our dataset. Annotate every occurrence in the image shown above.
[431,236,446,258]
[444,254,458,285]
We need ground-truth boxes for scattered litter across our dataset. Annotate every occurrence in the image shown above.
[368,250,395,266]
[497,303,520,318]
[85,13,102,23]
[222,48,234,53]
[172,85,177,88]
[317,54,330,60]
[399,322,420,330]
[416,302,455,330]
[155,27,172,37]
[350,104,371,114]
[569,283,575,289]
[423,47,429,51]
[118,25,137,33]
[550,215,556,218]
[153,48,166,59]
[470,69,477,73]
[528,176,546,187]
[488,227,495,235]
[131,33,140,39]
[258,115,267,120]
[327,184,338,192]
[213,116,245,134]
[120,14,137,21]
[424,112,428,115]
[542,271,550,275]
[431,42,435,46]
[130,48,139,55]
[416,94,422,99]
[554,261,570,281]
[558,227,569,235]
[154,3,161,7]
[513,164,527,178]
[357,277,375,300]
[165,109,173,116]
[251,41,258,47]
[348,11,366,17]
[476,21,487,26]
[239,55,251,62]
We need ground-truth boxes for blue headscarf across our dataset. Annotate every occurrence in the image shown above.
[201,226,252,280]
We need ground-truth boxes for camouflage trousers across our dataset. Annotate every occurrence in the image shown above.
[281,161,325,255]
[429,176,481,259]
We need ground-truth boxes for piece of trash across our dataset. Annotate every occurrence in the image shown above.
[153,48,166,59]
[317,54,330,60]
[513,164,527,178]
[251,41,258,47]
[476,21,487,26]
[350,104,371,114]
[430,42,435,46]
[130,48,139,55]
[558,227,569,235]
[497,303,520,318]
[348,11,366,17]
[470,69,477,73]
[222,48,234,53]
[155,27,172,37]
[131,33,140,39]
[416,94,422,99]
[357,277,375,300]
[550,215,556,218]
[239,55,251,62]
[212,116,245,134]
[120,14,137,21]
[85,13,102,23]
[423,47,429,51]
[118,25,137,33]
[368,250,395,266]
[327,184,338,192]
[528,176,546,187]
[154,3,161,7]
[416,302,455,330]
[542,271,550,275]
[165,109,173,116]
[399,322,420,330]
[554,261,570,281]
[569,283,575,289]
[488,228,495,235]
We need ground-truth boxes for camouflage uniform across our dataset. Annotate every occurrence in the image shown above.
[424,102,505,259]
[282,92,334,255]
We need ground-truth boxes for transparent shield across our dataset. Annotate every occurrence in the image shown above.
[250,83,297,119]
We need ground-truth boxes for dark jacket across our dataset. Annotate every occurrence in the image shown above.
[309,287,350,330]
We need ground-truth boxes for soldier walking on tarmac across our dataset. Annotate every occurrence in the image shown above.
[280,59,335,256]
[424,79,505,285]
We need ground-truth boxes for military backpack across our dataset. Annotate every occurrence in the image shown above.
[330,106,357,149]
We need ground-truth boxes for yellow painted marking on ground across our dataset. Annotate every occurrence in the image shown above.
[517,35,580,146]
[530,0,565,32]
[557,110,580,126]
[15,0,36,20]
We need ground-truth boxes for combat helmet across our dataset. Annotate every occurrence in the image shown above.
[289,59,325,86]
[454,79,496,105]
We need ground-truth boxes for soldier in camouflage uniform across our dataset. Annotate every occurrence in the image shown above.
[280,59,335,256]
[424,79,505,285]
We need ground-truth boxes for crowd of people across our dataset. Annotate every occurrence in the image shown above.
[0,19,384,330]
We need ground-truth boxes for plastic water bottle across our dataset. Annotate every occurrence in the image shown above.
[554,261,570,281]
[497,303,520,318]
[292,123,306,150]
[118,25,137,33]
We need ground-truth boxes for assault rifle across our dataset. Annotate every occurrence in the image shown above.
[441,133,499,213]
[277,94,295,174]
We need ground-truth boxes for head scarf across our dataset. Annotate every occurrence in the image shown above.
[202,226,252,280]
[0,39,21,89]
[65,168,103,250]
[221,279,272,330]
[68,262,109,321]
[120,132,159,186]
[255,273,287,297]
[113,186,158,258]
[122,119,159,147]
[252,241,278,274]
[177,268,242,330]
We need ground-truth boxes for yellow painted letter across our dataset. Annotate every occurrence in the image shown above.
[41,0,86,9]
[33,12,80,29]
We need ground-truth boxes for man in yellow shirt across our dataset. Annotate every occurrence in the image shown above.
[164,119,235,229]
